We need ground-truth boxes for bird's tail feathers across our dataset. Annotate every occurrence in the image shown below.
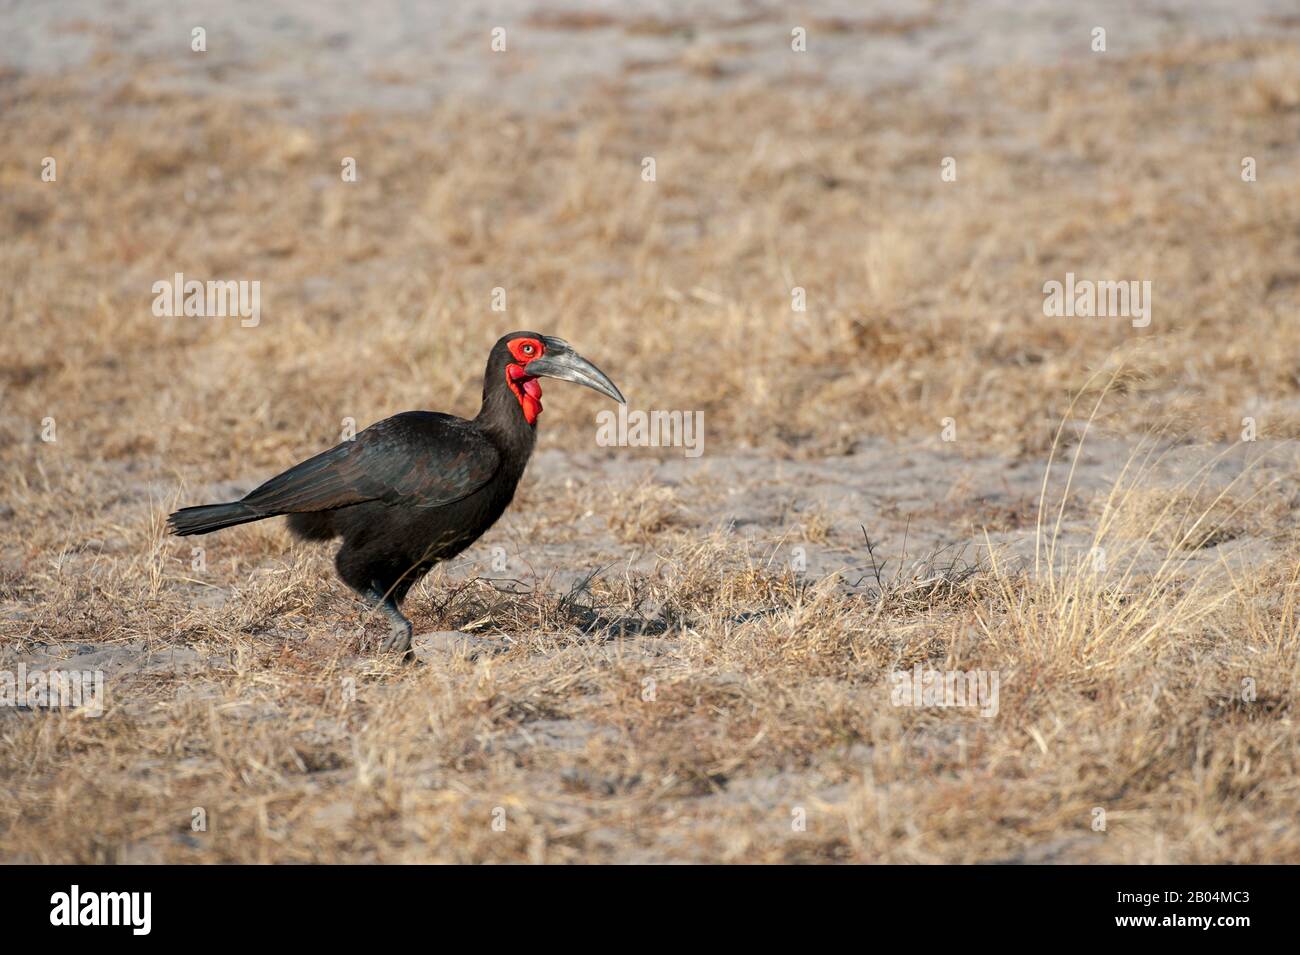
[166,502,265,536]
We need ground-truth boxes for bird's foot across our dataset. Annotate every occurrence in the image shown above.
[364,583,416,661]
[380,617,414,657]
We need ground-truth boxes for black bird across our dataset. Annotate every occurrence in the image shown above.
[168,333,624,655]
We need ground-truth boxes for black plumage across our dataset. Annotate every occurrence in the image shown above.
[168,332,624,655]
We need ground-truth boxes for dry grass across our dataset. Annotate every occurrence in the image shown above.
[1,33,1298,862]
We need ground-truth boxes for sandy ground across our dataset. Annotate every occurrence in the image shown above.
[5,0,1298,114]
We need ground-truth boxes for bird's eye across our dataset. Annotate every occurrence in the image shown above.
[522,343,535,355]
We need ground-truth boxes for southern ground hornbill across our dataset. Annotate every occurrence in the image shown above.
[168,333,624,655]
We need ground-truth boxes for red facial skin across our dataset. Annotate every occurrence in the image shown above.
[505,337,546,424]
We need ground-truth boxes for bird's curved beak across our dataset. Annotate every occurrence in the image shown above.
[530,338,625,404]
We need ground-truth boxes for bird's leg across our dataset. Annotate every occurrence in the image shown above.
[366,584,414,658]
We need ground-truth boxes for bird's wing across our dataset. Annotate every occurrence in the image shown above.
[238,412,501,514]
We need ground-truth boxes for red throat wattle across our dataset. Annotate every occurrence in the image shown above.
[507,363,543,424]
[505,337,546,424]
